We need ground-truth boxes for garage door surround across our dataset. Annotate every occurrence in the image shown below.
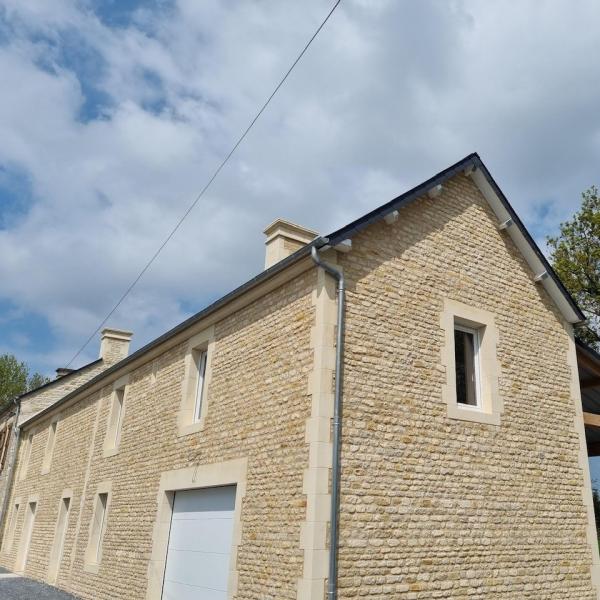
[147,458,247,600]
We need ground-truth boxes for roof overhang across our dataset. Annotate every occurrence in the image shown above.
[324,153,584,324]
[469,159,583,324]
[22,152,584,429]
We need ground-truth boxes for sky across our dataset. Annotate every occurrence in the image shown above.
[1,1,600,471]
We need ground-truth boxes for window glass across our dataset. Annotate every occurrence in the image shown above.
[193,351,208,422]
[92,493,108,562]
[43,421,57,471]
[113,390,124,447]
[20,433,33,480]
[454,327,478,406]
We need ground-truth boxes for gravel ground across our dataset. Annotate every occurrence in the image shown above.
[0,575,80,599]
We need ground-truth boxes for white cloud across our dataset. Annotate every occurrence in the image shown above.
[0,0,599,373]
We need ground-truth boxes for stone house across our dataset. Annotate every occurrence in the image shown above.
[0,329,132,528]
[1,152,599,599]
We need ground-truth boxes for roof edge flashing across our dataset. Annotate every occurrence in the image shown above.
[470,161,584,324]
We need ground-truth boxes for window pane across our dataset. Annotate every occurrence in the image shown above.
[194,351,207,422]
[94,493,108,562]
[454,328,477,406]
[113,389,124,446]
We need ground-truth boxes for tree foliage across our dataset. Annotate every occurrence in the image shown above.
[548,186,600,349]
[0,354,50,411]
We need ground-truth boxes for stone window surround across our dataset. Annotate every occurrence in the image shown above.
[102,375,129,458]
[177,326,215,437]
[3,495,21,552]
[83,480,112,574]
[41,415,61,475]
[146,457,247,600]
[15,493,39,574]
[440,299,502,426]
[47,488,73,582]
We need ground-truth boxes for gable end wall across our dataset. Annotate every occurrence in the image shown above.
[336,174,599,599]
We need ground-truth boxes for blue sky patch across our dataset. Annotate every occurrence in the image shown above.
[91,0,174,29]
[0,166,35,230]
[139,67,168,114]
[0,299,56,376]
[55,30,113,122]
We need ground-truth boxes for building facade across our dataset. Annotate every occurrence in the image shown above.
[0,329,132,528]
[0,154,598,599]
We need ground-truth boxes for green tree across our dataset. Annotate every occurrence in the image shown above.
[0,354,50,411]
[548,186,600,349]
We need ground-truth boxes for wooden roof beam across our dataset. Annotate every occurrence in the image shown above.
[584,412,600,428]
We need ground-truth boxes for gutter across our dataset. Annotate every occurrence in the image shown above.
[0,398,21,529]
[310,245,345,600]
[27,237,330,428]
[24,152,585,430]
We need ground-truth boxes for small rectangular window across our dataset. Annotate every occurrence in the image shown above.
[454,325,480,407]
[3,502,20,551]
[105,388,125,453]
[90,493,108,564]
[19,433,33,481]
[48,496,71,583]
[193,350,208,423]
[16,501,37,573]
[42,421,58,473]
[112,389,124,447]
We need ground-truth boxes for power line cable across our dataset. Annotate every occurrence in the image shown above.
[65,0,342,367]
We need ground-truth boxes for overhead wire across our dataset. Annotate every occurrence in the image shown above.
[65,0,343,367]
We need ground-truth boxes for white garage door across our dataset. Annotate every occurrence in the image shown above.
[162,486,236,600]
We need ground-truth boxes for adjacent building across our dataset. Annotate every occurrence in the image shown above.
[0,329,132,528]
[1,153,599,599]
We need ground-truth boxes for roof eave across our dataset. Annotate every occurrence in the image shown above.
[469,156,584,324]
[325,152,584,324]
[23,237,329,427]
[22,152,584,428]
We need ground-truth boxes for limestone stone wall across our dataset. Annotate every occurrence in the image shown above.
[0,271,316,599]
[1,171,597,600]
[334,174,598,598]
[0,360,107,530]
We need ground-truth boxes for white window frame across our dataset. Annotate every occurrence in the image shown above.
[112,389,125,447]
[177,327,215,437]
[193,349,208,423]
[453,323,482,410]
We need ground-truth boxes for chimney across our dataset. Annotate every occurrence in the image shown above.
[99,328,133,365]
[55,367,74,379]
[263,219,318,269]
